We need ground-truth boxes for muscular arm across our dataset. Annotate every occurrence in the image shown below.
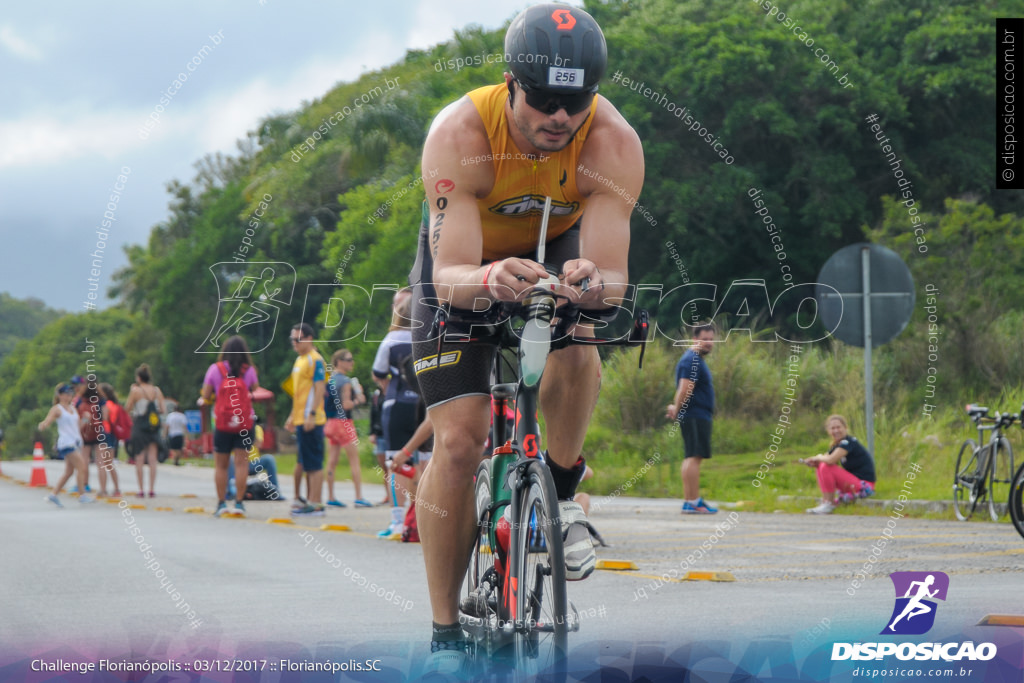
[573,96,645,306]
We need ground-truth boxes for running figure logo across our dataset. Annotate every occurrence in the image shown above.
[196,262,296,353]
[881,572,949,635]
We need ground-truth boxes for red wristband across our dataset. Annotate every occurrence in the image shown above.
[401,447,412,458]
[482,262,497,293]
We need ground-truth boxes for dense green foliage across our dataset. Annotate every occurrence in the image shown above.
[0,293,64,365]
[2,0,1020,479]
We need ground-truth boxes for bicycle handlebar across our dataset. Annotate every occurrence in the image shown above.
[429,286,650,367]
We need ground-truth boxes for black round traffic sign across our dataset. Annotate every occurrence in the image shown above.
[815,243,915,347]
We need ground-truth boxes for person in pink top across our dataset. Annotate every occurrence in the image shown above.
[199,335,260,517]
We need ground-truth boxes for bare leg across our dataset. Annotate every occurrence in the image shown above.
[146,445,158,493]
[417,396,490,625]
[53,453,79,495]
[326,443,340,501]
[377,452,389,503]
[135,449,145,494]
[294,461,304,500]
[233,450,249,503]
[345,443,363,500]
[214,452,230,501]
[97,444,117,495]
[681,457,701,500]
[73,450,88,494]
[307,470,324,504]
[540,344,600,469]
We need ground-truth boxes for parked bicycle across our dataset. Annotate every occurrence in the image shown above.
[952,404,1017,522]
[1010,459,1024,540]
[429,271,648,679]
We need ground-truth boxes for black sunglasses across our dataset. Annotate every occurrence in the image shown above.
[515,79,595,116]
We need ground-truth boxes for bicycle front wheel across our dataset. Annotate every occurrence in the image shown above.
[988,437,1015,522]
[1009,461,1024,540]
[463,459,499,647]
[953,439,980,521]
[511,459,568,680]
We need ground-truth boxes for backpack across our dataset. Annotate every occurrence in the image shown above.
[142,396,161,433]
[214,361,253,433]
[401,504,419,543]
[109,402,133,441]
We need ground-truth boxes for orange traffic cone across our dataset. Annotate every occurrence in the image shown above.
[29,442,48,487]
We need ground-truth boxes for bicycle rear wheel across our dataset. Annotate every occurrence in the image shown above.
[1009,461,1024,540]
[953,439,980,521]
[511,459,568,681]
[988,437,1015,521]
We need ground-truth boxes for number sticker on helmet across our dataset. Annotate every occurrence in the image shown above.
[548,67,584,89]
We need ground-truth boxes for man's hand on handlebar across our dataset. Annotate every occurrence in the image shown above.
[485,258,551,301]
[484,257,605,305]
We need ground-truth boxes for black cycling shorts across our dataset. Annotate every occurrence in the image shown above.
[408,207,581,408]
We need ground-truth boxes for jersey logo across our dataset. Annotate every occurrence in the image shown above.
[552,9,576,30]
[414,351,462,374]
[489,195,578,217]
[559,170,568,187]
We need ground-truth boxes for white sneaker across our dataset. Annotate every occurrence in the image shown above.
[559,500,596,580]
[806,500,836,515]
[420,643,471,679]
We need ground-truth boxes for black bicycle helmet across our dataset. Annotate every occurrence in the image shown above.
[504,3,607,93]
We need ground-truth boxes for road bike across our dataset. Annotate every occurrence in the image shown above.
[1010,459,1024,540]
[952,404,1017,522]
[429,268,648,679]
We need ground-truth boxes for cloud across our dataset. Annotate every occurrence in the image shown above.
[0,24,44,61]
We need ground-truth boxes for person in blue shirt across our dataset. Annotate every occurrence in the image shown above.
[665,323,717,514]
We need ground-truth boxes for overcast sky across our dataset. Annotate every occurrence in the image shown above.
[0,0,582,313]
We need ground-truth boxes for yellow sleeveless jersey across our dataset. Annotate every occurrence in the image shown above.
[466,84,597,261]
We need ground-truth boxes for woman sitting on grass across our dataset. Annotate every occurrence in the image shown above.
[801,414,876,515]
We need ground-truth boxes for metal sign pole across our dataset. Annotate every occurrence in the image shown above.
[861,247,874,457]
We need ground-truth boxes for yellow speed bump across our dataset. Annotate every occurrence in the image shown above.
[596,559,638,571]
[155,506,174,511]
[183,506,205,514]
[179,493,198,499]
[320,524,351,532]
[128,504,146,510]
[977,614,1024,627]
[682,571,736,582]
[267,518,295,525]
[105,498,123,504]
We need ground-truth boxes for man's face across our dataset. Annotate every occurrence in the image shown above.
[290,330,312,354]
[695,330,715,355]
[506,75,592,153]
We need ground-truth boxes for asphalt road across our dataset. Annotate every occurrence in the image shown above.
[2,459,1022,680]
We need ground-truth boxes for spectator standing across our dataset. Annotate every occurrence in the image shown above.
[164,402,188,466]
[324,349,371,507]
[665,323,718,514]
[125,364,166,498]
[285,323,328,516]
[78,381,118,498]
[200,335,260,517]
[372,288,419,536]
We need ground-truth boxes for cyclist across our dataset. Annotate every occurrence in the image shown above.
[407,3,644,671]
